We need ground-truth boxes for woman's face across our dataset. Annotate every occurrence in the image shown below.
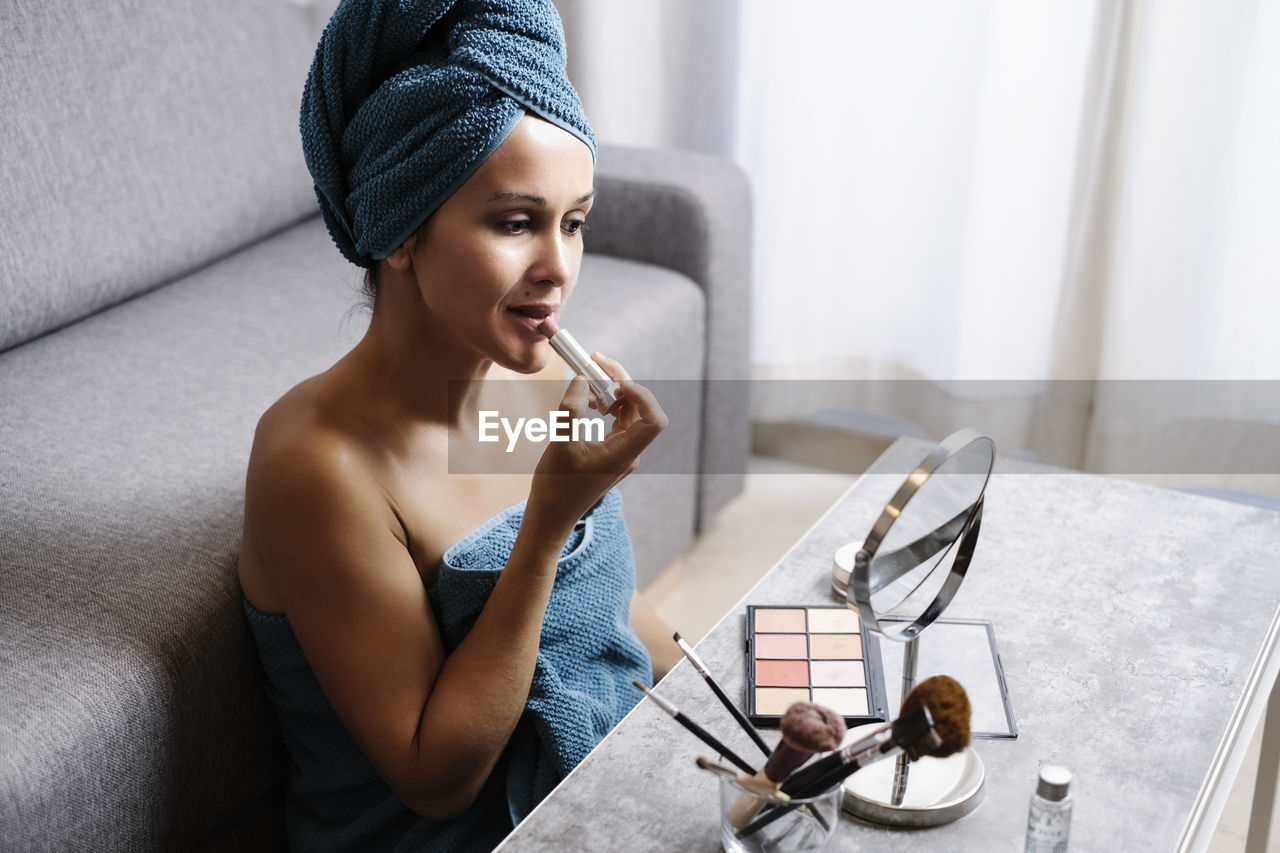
[404,114,595,373]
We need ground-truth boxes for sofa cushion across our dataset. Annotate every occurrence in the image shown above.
[569,254,705,584]
[0,0,319,352]
[0,216,705,850]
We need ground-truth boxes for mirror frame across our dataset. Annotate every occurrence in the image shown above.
[846,428,996,642]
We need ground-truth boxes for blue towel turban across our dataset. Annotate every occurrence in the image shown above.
[300,0,597,268]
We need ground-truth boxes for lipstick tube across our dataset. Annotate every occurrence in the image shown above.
[539,319,622,414]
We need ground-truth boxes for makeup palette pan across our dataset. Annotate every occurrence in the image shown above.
[745,605,888,727]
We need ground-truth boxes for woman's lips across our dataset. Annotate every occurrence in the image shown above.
[508,308,556,336]
[538,316,561,338]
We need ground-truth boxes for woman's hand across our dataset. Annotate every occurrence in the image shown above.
[527,354,667,536]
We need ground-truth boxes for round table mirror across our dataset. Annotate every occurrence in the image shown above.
[842,428,995,826]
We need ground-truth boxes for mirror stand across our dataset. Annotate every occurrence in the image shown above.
[842,637,986,826]
[891,638,919,806]
[840,429,996,827]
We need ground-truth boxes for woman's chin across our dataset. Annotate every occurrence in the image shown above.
[496,348,553,376]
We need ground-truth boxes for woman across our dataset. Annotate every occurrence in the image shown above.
[237,2,678,849]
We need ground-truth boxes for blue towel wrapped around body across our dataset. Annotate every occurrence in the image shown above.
[434,487,653,823]
[242,488,649,852]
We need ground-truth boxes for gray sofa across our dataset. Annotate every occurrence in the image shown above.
[0,1,750,849]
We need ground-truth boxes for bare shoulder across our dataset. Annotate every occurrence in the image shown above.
[238,377,405,611]
[248,378,384,500]
[236,379,460,801]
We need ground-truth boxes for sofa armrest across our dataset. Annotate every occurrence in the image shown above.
[590,144,752,527]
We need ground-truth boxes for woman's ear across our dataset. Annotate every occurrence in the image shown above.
[385,235,417,271]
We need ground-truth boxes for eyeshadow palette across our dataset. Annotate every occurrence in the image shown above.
[744,605,888,727]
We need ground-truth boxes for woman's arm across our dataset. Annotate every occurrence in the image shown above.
[245,374,666,821]
[245,431,570,821]
[630,591,682,681]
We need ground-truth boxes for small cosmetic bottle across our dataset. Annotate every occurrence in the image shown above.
[1025,765,1072,852]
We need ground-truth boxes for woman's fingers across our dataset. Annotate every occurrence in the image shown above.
[557,375,591,421]
[561,354,667,457]
[618,401,636,432]
[602,383,668,461]
[591,352,666,433]
[616,379,667,431]
[591,352,632,382]
[591,353,633,427]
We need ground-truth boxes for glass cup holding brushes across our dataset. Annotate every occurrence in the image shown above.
[718,775,843,853]
[720,703,845,853]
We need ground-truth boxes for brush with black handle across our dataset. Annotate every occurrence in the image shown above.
[727,702,845,828]
[738,675,971,839]
[631,680,757,775]
[673,631,772,758]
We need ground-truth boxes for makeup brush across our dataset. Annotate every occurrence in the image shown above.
[727,702,846,827]
[673,632,771,758]
[783,675,970,797]
[738,676,970,839]
[632,680,757,775]
[694,757,791,803]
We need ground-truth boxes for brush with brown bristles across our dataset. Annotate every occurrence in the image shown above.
[737,675,971,838]
[783,674,970,795]
[727,702,846,828]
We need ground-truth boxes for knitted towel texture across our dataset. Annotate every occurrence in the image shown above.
[435,487,652,823]
[242,488,648,852]
[300,0,596,267]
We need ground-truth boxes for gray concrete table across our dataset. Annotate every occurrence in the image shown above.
[495,439,1280,852]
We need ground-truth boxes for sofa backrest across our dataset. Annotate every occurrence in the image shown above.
[0,0,321,352]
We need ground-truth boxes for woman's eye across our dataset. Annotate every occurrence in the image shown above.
[500,220,531,234]
[564,219,587,235]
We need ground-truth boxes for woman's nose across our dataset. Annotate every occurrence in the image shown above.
[530,229,572,287]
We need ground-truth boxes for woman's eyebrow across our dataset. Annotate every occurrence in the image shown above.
[486,190,596,205]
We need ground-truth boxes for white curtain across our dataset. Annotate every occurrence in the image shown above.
[559,0,1280,492]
